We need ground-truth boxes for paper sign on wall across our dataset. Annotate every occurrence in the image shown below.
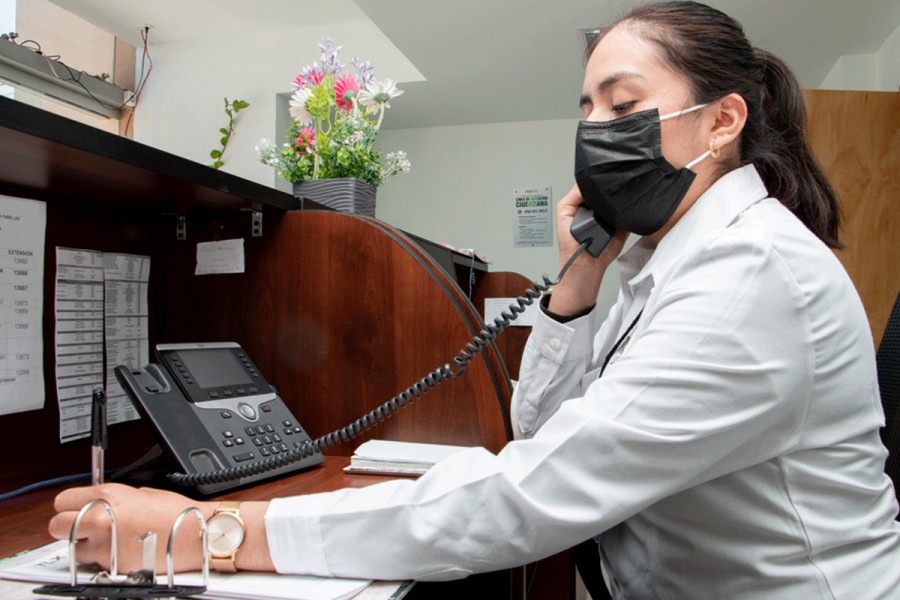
[0,195,46,416]
[512,187,553,248]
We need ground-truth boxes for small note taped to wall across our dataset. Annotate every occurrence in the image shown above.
[484,298,539,327]
[195,239,245,275]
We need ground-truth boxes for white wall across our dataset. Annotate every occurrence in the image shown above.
[0,1,15,34]
[375,119,623,325]
[820,23,900,91]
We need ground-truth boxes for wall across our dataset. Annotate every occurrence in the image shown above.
[820,22,900,91]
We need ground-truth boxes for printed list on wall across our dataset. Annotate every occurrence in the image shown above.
[0,195,46,416]
[55,248,150,443]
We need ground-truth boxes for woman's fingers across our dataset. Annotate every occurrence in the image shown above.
[49,483,212,573]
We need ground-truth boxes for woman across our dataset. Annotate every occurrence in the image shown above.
[51,2,899,597]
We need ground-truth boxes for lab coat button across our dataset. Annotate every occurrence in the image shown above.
[549,338,561,351]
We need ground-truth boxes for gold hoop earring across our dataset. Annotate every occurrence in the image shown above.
[709,138,721,159]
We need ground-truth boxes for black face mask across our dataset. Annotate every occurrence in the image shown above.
[574,106,709,236]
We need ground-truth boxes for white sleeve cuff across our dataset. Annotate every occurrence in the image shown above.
[265,493,333,576]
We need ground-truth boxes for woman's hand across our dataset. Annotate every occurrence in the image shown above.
[550,185,628,316]
[49,483,215,574]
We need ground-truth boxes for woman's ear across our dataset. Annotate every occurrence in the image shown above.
[709,92,747,155]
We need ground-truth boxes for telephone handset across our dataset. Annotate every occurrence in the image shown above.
[569,204,616,257]
[115,342,323,495]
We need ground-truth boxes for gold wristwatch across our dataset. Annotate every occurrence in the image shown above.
[207,501,244,572]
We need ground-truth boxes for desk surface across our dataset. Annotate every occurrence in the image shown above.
[0,455,379,560]
[0,455,570,600]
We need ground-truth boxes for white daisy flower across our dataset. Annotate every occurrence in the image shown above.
[289,88,314,125]
[358,78,404,110]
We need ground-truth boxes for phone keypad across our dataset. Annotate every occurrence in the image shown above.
[218,417,307,457]
[212,403,313,468]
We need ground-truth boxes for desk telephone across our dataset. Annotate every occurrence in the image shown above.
[115,208,613,495]
[115,342,323,495]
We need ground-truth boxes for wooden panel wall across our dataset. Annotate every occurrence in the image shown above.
[803,90,900,347]
[152,210,513,456]
[0,207,515,494]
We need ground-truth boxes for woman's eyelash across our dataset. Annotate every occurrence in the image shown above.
[612,101,636,112]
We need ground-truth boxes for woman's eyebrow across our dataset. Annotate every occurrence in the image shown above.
[598,71,644,92]
[580,71,644,110]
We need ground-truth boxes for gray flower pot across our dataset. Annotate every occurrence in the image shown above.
[293,178,377,218]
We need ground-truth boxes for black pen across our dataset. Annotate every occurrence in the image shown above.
[91,388,107,486]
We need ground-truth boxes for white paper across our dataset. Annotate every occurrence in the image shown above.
[55,249,150,443]
[196,238,245,275]
[103,252,151,425]
[0,541,372,600]
[484,297,539,327]
[0,196,46,416]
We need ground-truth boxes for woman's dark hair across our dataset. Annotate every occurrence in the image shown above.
[590,1,842,247]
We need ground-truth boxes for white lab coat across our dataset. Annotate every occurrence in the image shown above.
[266,166,900,599]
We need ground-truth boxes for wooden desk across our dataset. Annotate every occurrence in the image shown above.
[0,456,572,600]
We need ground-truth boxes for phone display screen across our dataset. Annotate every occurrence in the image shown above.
[177,348,253,389]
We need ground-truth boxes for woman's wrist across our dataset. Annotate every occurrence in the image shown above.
[233,501,276,572]
[541,295,594,323]
[547,265,604,316]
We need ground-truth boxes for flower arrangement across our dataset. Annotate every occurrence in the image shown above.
[257,38,410,188]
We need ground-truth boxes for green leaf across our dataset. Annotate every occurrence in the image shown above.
[219,127,229,135]
[307,85,333,120]
[210,149,222,158]
[212,160,224,169]
[233,100,249,110]
[220,136,229,146]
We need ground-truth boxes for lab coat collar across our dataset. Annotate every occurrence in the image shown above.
[618,164,770,293]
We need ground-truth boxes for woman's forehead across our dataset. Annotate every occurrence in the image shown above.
[583,25,686,95]
[586,25,664,78]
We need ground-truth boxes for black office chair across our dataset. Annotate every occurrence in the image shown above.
[878,291,900,502]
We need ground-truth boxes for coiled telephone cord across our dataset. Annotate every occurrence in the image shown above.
[168,242,590,487]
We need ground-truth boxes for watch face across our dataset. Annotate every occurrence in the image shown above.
[208,512,244,556]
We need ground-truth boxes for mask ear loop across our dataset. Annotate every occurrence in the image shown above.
[660,103,713,171]
[685,150,711,170]
[659,103,707,121]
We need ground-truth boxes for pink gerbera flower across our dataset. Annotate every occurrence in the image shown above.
[333,74,359,112]
[295,127,316,153]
